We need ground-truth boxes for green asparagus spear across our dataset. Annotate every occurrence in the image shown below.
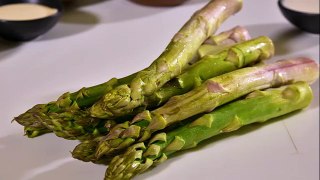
[36,109,117,140]
[14,74,136,137]
[72,37,275,162]
[93,58,319,158]
[105,81,314,180]
[146,36,274,107]
[90,0,244,118]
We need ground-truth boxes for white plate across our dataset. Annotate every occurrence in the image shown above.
[0,0,318,180]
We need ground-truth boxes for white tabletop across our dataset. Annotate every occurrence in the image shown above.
[0,0,319,180]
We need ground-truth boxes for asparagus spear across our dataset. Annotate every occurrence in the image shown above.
[105,81,314,180]
[14,74,136,137]
[146,36,273,107]
[90,0,244,118]
[72,37,275,162]
[93,58,319,158]
[36,109,117,140]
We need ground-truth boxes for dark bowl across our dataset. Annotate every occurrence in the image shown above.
[0,0,62,41]
[278,0,319,34]
[130,0,187,6]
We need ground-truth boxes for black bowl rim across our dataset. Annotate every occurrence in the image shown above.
[278,0,320,16]
[0,0,62,22]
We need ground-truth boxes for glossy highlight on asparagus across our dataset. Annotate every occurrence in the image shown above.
[93,57,319,158]
[105,82,314,180]
[90,0,244,119]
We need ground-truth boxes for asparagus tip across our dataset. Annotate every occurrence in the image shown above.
[14,104,48,127]
[105,143,152,180]
[72,140,99,162]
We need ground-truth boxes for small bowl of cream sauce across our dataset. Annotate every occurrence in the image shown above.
[278,0,319,34]
[0,0,62,41]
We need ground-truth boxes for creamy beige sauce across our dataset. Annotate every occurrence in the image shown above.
[0,3,58,21]
[283,0,319,14]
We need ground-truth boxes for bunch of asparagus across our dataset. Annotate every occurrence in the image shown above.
[14,0,319,179]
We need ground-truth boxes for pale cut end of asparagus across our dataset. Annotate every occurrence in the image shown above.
[199,25,251,57]
[209,26,251,45]
[90,0,244,119]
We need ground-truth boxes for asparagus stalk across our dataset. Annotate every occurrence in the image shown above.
[105,81,314,180]
[93,58,319,158]
[72,37,275,162]
[90,0,244,118]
